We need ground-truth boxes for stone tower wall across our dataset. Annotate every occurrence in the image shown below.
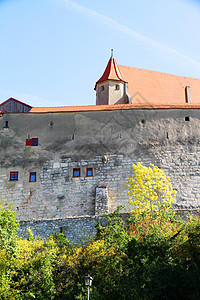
[0,108,199,226]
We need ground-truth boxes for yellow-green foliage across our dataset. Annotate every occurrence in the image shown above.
[0,213,199,299]
[127,162,176,218]
[0,184,199,299]
[0,202,19,257]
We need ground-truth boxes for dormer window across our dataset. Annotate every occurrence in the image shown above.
[115,84,120,90]
[100,85,104,91]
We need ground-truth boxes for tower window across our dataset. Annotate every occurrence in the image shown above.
[185,117,190,121]
[29,172,36,182]
[73,168,80,177]
[86,168,93,177]
[10,172,18,181]
[115,84,120,90]
[100,85,104,91]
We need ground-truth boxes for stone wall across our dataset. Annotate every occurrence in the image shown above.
[18,209,199,244]
[0,108,200,222]
[18,215,108,244]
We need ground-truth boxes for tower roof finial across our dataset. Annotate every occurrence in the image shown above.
[94,51,125,90]
[111,49,114,58]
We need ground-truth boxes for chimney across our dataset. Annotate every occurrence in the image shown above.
[185,86,192,103]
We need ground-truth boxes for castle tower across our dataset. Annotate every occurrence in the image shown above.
[94,51,131,105]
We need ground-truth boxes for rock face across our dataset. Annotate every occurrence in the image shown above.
[0,108,200,225]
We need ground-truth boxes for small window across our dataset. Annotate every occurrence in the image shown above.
[100,85,104,91]
[86,168,93,177]
[4,121,9,128]
[26,138,32,146]
[32,138,38,146]
[29,172,36,182]
[185,116,190,121]
[115,84,120,90]
[10,172,18,181]
[73,168,80,177]
[26,138,38,146]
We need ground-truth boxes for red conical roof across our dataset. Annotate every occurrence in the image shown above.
[94,57,125,90]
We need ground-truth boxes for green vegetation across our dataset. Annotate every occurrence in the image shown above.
[0,164,199,299]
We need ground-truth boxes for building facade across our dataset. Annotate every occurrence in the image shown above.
[0,55,200,239]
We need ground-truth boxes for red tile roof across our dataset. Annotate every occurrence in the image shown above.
[119,65,200,106]
[94,57,125,89]
[30,103,200,113]
[10,58,200,113]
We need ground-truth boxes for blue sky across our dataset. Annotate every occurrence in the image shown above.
[0,0,200,107]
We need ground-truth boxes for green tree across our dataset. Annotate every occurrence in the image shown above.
[0,202,19,298]
[0,202,19,257]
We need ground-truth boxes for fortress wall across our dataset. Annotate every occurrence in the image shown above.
[18,209,199,244]
[18,216,101,244]
[0,109,200,222]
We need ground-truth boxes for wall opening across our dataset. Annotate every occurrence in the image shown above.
[4,121,9,128]
[29,172,36,182]
[26,138,38,146]
[86,168,93,177]
[10,172,18,181]
[73,168,80,177]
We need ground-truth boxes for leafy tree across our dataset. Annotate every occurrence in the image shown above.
[127,162,176,221]
[0,202,19,257]
[0,202,19,298]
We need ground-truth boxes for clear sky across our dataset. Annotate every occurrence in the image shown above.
[0,0,200,107]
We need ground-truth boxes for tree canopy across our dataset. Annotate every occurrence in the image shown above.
[127,162,176,220]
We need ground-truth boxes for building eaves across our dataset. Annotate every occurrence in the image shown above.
[30,103,200,114]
